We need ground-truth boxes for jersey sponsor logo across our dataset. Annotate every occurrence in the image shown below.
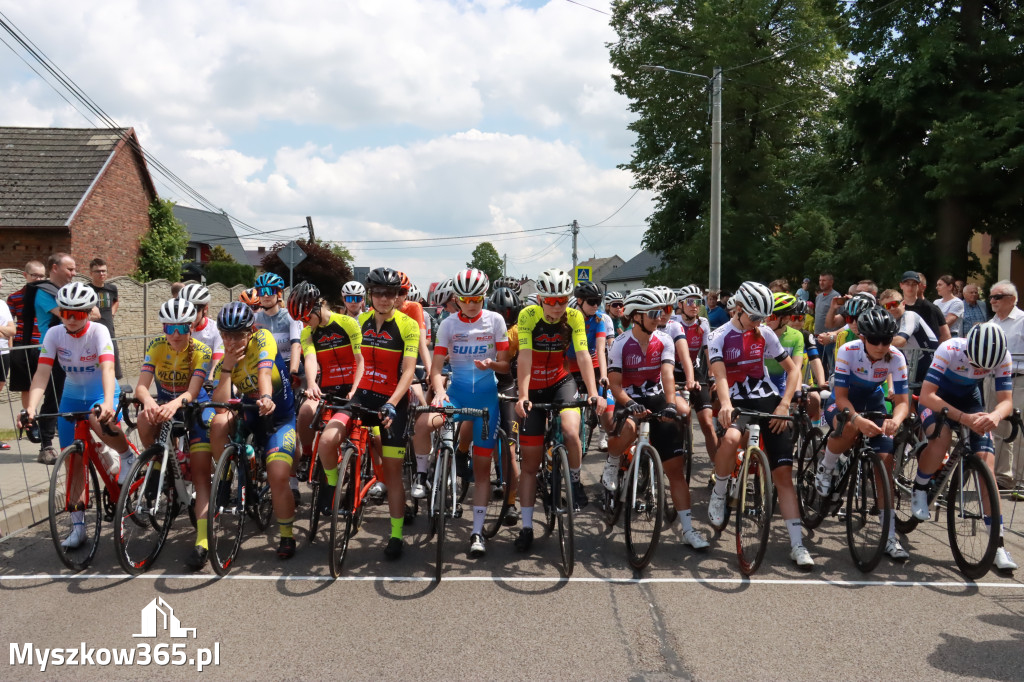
[81,352,97,362]
[475,334,494,342]
[855,366,868,375]
[161,370,192,383]
[873,368,888,379]
[724,346,741,360]
[316,332,349,345]
[534,333,562,344]
[363,329,394,341]
[453,345,488,354]
[452,333,469,341]
[65,365,96,373]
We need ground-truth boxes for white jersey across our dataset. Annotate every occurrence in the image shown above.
[255,308,303,362]
[434,310,509,392]
[707,321,788,400]
[191,316,224,362]
[660,319,687,345]
[39,322,115,401]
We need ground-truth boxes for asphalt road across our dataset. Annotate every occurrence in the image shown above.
[2,445,1023,681]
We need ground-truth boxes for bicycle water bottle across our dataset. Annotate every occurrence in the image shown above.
[176,449,191,481]
[244,444,256,473]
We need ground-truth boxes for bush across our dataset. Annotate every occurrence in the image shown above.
[205,261,255,288]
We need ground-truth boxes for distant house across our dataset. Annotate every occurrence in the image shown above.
[0,126,157,274]
[603,250,664,293]
[173,205,247,265]
[577,255,625,290]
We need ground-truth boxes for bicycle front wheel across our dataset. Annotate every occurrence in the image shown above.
[114,445,175,574]
[624,445,665,571]
[482,431,513,539]
[893,438,924,534]
[551,445,575,577]
[947,454,1000,579]
[796,429,827,529]
[329,447,359,578]
[736,447,773,576]
[845,449,891,573]
[209,445,246,576]
[435,451,452,582]
[307,457,326,544]
[48,444,102,571]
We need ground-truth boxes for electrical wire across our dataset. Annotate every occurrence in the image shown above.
[580,189,642,227]
[563,0,610,16]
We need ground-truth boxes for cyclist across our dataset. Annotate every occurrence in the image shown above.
[813,306,911,561]
[514,268,604,549]
[493,276,522,294]
[19,283,132,549]
[570,281,613,447]
[314,268,419,559]
[707,281,812,567]
[396,271,433,375]
[676,284,719,456]
[605,291,628,336]
[878,288,938,388]
[787,300,827,421]
[134,298,216,570]
[604,288,709,549]
[914,322,1017,571]
[489,285,523,524]
[764,293,805,396]
[415,268,509,557]
[239,287,261,312]
[209,302,299,559]
[341,281,366,318]
[652,286,699,418]
[432,278,458,319]
[288,282,363,513]
[178,282,224,370]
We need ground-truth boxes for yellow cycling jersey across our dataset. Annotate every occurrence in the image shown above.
[516,305,588,388]
[300,312,362,389]
[213,328,285,399]
[141,336,212,400]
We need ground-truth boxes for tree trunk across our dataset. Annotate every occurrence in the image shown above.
[935,197,971,279]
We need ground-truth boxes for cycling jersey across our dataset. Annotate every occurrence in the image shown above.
[141,336,213,401]
[707,322,789,400]
[835,324,858,349]
[608,329,674,399]
[924,337,1012,399]
[191,316,224,364]
[213,328,291,407]
[254,308,302,362]
[833,340,909,405]
[39,322,116,402]
[399,300,427,332]
[660,319,687,345]
[516,305,588,389]
[434,310,508,392]
[601,312,614,338]
[680,317,710,366]
[357,309,420,396]
[896,310,938,350]
[567,312,605,372]
[765,325,804,394]
[299,312,362,389]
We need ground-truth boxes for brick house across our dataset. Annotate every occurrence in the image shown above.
[0,127,157,275]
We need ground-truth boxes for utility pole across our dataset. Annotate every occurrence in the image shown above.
[571,219,580,270]
[305,216,315,242]
[709,66,722,292]
[503,253,507,276]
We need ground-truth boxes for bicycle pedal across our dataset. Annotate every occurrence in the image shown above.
[454,504,464,518]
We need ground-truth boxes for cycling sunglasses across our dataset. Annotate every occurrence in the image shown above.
[370,288,399,298]
[542,296,569,306]
[59,309,89,321]
[581,297,602,306]
[864,335,894,347]
[608,301,624,309]
[163,323,191,335]
[883,300,902,310]
[744,310,765,323]
[344,295,364,304]
[683,297,702,305]
[256,286,280,297]
[643,309,662,320]
[458,295,484,304]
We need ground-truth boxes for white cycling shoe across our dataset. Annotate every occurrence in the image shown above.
[994,547,1018,571]
[708,491,726,527]
[911,489,931,521]
[885,537,910,561]
[814,464,833,497]
[681,528,709,551]
[601,460,619,492]
[61,524,87,550]
[790,545,814,568]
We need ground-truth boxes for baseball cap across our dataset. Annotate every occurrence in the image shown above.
[900,271,921,283]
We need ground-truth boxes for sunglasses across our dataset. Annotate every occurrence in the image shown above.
[608,302,624,309]
[643,310,662,320]
[344,295,364,304]
[59,309,89,321]
[683,298,701,305]
[883,300,902,310]
[542,296,569,306]
[864,335,894,347]
[581,298,602,306]
[744,310,765,323]
[370,288,399,298]
[256,286,280,297]
[458,295,484,304]
[163,323,191,335]
[989,294,1011,301]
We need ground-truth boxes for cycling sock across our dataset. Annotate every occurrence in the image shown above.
[785,517,803,548]
[914,469,932,487]
[390,516,404,539]
[570,467,581,483]
[521,506,534,529]
[289,476,299,491]
[678,509,693,533]
[416,454,430,473]
[983,515,1005,537]
[70,510,85,525]
[606,455,618,465]
[195,519,208,549]
[278,517,294,539]
[713,477,729,497]
[879,510,895,539]
[324,466,338,486]
[472,506,486,535]
[822,447,840,470]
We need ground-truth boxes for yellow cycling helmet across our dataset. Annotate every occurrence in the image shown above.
[772,292,798,316]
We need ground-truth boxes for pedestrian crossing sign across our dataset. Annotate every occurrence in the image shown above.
[575,267,592,285]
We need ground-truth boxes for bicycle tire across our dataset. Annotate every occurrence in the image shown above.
[552,445,575,577]
[329,447,359,578]
[482,430,513,538]
[48,444,102,571]
[208,445,246,576]
[114,444,175,574]
[307,457,326,544]
[796,429,827,529]
[736,447,773,576]
[845,449,890,573]
[624,444,665,571]
[946,453,1000,579]
[680,415,694,485]
[252,446,273,531]
[435,450,451,582]
[893,438,924,534]
[402,438,420,519]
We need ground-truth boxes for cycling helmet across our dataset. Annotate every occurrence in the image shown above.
[791,300,808,316]
[287,281,321,321]
[254,272,285,291]
[623,288,663,317]
[217,301,256,332]
[493,276,522,294]
[844,293,874,320]
[366,267,402,289]
[341,281,365,298]
[178,282,211,307]
[772,292,798,316]
[488,287,522,324]
[56,282,97,311]
[407,284,421,303]
[453,268,490,297]
[651,286,676,308]
[159,298,197,325]
[605,290,624,302]
[432,278,456,306]
[573,281,601,300]
[396,271,412,293]
[734,281,774,319]
[526,293,540,306]
[965,323,1008,371]
[239,288,260,307]
[568,299,579,310]
[856,306,898,338]
[535,269,573,296]
[677,284,703,302]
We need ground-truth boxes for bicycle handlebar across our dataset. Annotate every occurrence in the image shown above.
[730,407,795,423]
[833,408,891,439]
[923,406,1023,441]
[413,405,490,441]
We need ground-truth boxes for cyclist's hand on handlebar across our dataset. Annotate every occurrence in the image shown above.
[96,401,116,424]
[659,406,678,422]
[379,402,397,428]
[718,404,734,429]
[515,398,530,419]
[971,411,999,436]
[882,418,899,437]
[624,400,649,420]
[430,392,449,408]
[769,404,790,434]
[599,376,610,389]
[257,396,275,416]
[17,409,33,429]
[590,394,607,414]
[685,379,700,392]
[305,383,322,402]
[856,415,883,437]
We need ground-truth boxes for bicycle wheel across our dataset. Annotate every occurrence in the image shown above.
[329,447,359,578]
[251,448,273,532]
[893,438,924,534]
[403,439,419,520]
[435,451,452,582]
[482,431,513,538]
[208,445,246,576]
[114,444,175,574]
[845,449,890,573]
[48,444,102,571]
[551,445,575,577]
[681,416,694,485]
[796,429,827,529]
[736,447,773,576]
[946,454,1000,579]
[624,445,665,571]
[307,457,326,543]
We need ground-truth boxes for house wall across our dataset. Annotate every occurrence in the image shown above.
[604,279,643,294]
[0,228,71,270]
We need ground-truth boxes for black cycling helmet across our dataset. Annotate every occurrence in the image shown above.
[573,281,601,300]
[287,281,321,321]
[217,301,256,332]
[857,306,898,338]
[365,267,402,289]
[489,286,522,325]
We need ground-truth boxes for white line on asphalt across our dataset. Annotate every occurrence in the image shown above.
[1,574,1022,588]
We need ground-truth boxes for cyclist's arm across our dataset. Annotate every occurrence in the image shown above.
[134,371,159,409]
[831,384,854,417]
[810,356,827,389]
[890,391,909,427]
[709,360,732,423]
[516,348,532,399]
[289,340,302,378]
[418,328,432,375]
[575,347,599,397]
[211,361,234,406]
[429,349,447,399]
[661,358,677,397]
[256,366,274,415]
[674,336,695,387]
[349,352,364,399]
[389,355,417,407]
[608,371,628,406]
[596,334,608,384]
[23,362,52,415]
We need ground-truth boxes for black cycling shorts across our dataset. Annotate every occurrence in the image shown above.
[335,388,409,459]
[614,393,684,462]
[522,375,579,443]
[729,395,794,470]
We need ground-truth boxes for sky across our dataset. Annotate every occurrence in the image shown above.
[0,0,656,287]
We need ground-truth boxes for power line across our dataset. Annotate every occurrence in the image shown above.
[563,0,610,16]
[580,189,642,228]
[321,223,569,245]
[337,228,569,252]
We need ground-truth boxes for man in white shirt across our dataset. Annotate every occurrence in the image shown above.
[0,271,15,449]
[985,280,1024,491]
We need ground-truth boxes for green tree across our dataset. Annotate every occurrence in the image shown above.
[326,241,354,265]
[135,198,189,281]
[261,238,353,305]
[205,261,255,288]
[467,242,504,283]
[208,245,236,263]
[609,0,847,289]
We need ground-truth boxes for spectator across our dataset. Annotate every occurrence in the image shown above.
[0,271,14,449]
[768,278,789,293]
[879,288,938,388]
[706,289,729,329]
[899,271,950,342]
[856,279,879,297]
[7,261,44,410]
[796,278,811,302]
[170,282,185,297]
[814,271,843,373]
[985,280,1024,490]
[88,258,123,380]
[961,283,988,332]
[933,274,964,336]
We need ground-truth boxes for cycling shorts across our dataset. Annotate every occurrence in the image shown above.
[613,393,684,462]
[499,385,521,441]
[57,387,121,450]
[241,405,297,467]
[728,395,794,470]
[572,372,614,413]
[823,399,893,455]
[446,383,499,453]
[178,404,214,455]
[332,388,409,459]
[917,387,993,455]
[521,375,579,445]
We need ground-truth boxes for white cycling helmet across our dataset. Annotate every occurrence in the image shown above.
[535,269,573,296]
[677,284,703,301]
[966,322,1008,371]
[177,282,211,307]
[432,278,456,306]
[159,298,197,325]
[341,281,365,297]
[605,290,624,302]
[526,293,540,306]
[734,281,774,319]
[651,286,676,307]
[56,282,97,311]
[407,284,421,303]
[453,268,490,297]
[624,288,663,317]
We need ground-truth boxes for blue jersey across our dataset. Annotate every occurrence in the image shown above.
[833,340,909,407]
[924,337,1012,399]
